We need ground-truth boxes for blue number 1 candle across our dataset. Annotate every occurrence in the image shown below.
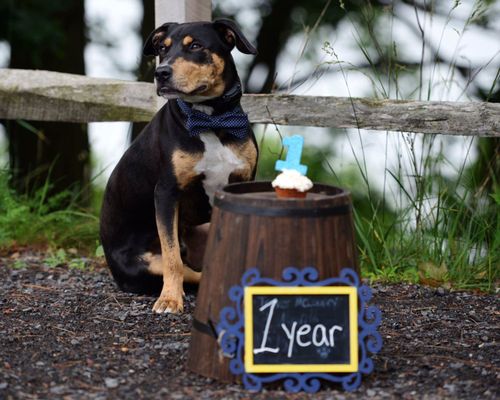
[275,135,308,175]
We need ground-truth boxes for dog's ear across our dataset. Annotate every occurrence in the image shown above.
[143,23,178,56]
[213,19,257,55]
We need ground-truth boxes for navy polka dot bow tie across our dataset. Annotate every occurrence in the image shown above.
[176,99,249,139]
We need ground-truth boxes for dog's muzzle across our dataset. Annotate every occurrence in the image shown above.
[154,65,173,84]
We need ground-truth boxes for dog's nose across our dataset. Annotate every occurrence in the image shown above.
[155,65,172,82]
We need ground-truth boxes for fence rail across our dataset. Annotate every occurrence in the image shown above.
[1,69,498,137]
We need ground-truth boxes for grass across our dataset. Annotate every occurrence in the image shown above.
[0,168,100,254]
[258,0,499,291]
[341,2,500,291]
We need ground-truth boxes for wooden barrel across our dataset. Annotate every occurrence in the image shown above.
[187,181,358,382]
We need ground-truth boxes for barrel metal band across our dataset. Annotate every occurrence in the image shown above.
[214,197,351,217]
[192,318,217,338]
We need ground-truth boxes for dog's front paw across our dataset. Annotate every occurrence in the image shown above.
[152,295,184,314]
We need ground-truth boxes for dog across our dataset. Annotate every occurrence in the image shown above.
[100,19,258,314]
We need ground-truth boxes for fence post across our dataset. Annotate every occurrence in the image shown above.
[155,0,212,26]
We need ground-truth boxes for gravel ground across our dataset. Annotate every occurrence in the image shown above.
[0,252,498,399]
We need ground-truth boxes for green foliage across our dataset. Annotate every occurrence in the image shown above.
[315,2,499,291]
[42,248,89,270]
[44,248,70,268]
[68,258,88,270]
[94,244,105,258]
[0,1,84,67]
[0,169,99,252]
[12,259,28,270]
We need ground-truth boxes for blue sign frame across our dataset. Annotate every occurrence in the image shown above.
[216,267,383,393]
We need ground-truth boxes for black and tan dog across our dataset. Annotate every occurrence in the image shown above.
[100,19,258,314]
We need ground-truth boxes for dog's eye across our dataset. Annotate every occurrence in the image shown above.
[189,42,203,51]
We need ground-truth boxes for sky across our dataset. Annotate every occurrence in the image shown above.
[0,0,498,200]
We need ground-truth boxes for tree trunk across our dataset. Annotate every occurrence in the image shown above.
[5,1,89,203]
[244,0,301,93]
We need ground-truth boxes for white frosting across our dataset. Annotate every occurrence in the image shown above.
[272,169,313,192]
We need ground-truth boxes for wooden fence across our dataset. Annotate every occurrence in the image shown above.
[0,69,498,137]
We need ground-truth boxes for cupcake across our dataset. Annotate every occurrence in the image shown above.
[272,169,313,199]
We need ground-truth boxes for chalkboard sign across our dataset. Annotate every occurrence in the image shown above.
[216,267,382,393]
[244,286,358,373]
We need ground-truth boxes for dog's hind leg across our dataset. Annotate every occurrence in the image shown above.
[182,223,210,272]
[145,253,201,284]
[183,265,202,284]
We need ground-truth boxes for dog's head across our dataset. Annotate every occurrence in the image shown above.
[143,19,257,103]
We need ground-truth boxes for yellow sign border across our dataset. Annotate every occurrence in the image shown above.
[244,286,358,373]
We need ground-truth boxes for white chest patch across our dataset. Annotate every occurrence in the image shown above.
[195,133,245,205]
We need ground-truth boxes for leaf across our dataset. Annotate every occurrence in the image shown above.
[95,245,104,258]
[475,270,487,279]
[68,258,86,270]
[418,261,448,287]
[12,259,28,270]
[44,248,68,268]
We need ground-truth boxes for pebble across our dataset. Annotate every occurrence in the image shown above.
[0,382,8,389]
[50,385,66,395]
[164,342,188,350]
[104,378,119,389]
[443,384,456,394]
[118,312,129,321]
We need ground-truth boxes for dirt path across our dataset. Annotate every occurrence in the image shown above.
[0,254,498,399]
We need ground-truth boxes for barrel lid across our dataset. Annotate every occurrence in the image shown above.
[214,181,352,217]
